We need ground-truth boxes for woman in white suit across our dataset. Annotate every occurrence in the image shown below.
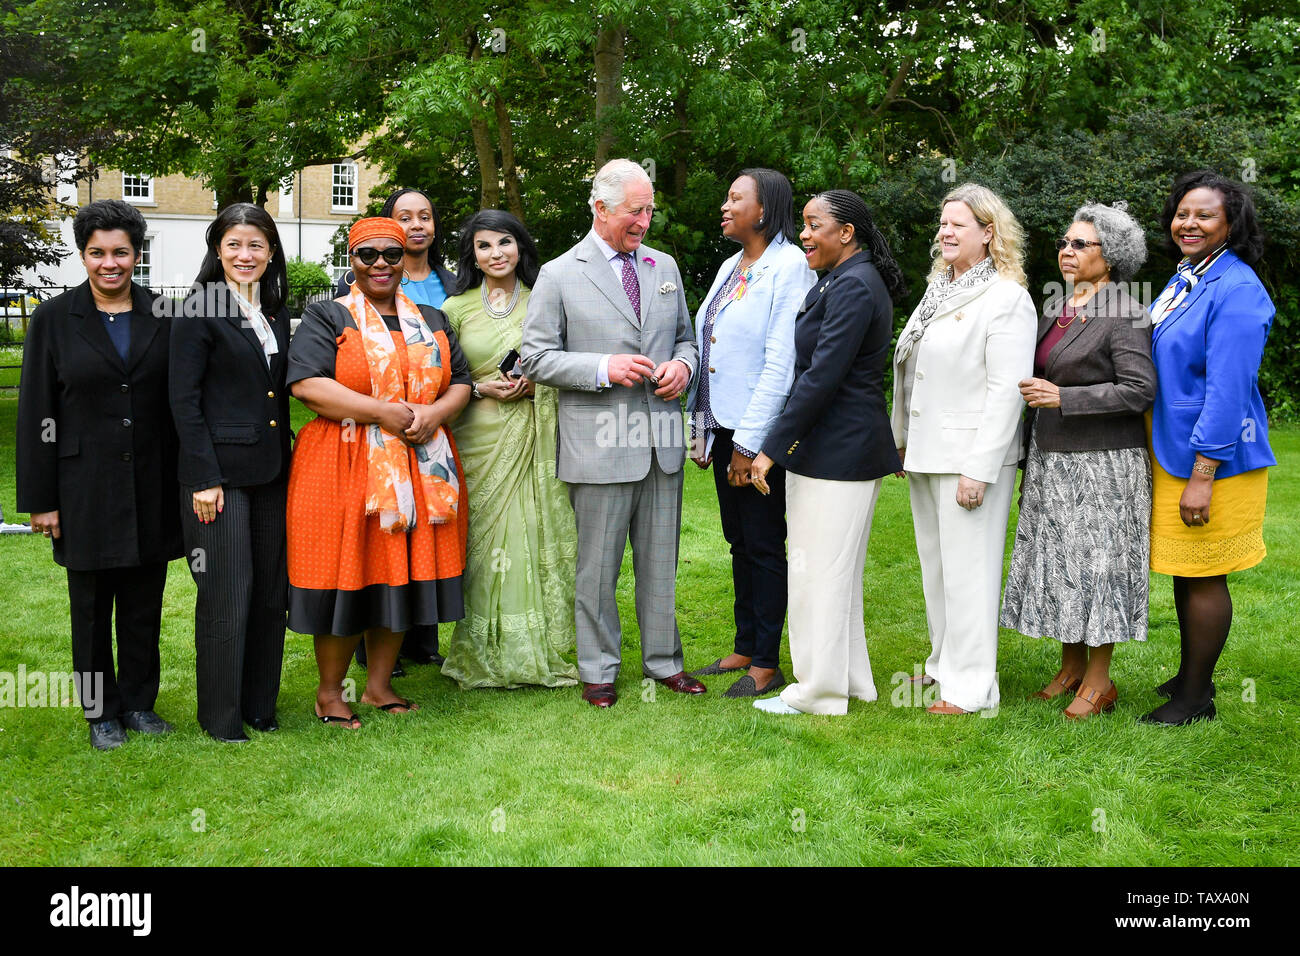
[891,183,1037,715]
[686,168,816,698]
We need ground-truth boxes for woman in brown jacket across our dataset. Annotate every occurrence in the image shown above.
[1001,203,1156,719]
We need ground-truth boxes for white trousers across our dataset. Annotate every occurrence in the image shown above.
[907,465,1017,712]
[780,472,881,716]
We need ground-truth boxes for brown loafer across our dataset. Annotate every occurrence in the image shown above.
[581,682,618,708]
[926,699,970,715]
[654,671,707,695]
[908,673,936,687]
[1032,667,1084,701]
[1064,681,1117,720]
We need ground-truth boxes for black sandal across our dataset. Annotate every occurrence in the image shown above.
[376,697,418,713]
[314,705,361,729]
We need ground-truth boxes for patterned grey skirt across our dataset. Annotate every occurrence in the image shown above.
[1000,427,1152,646]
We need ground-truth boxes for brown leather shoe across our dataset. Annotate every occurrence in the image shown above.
[655,671,707,695]
[926,699,971,715]
[581,682,618,708]
[1063,681,1117,720]
[1031,667,1084,701]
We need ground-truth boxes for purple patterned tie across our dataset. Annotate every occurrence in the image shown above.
[618,253,641,321]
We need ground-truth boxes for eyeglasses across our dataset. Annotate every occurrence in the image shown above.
[352,246,404,266]
[1055,238,1103,251]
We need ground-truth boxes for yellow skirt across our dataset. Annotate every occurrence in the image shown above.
[1149,453,1268,576]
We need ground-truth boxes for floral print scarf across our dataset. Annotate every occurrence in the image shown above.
[344,284,460,532]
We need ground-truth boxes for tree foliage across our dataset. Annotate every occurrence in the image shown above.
[11,0,1300,409]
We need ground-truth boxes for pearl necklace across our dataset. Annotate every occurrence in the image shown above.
[482,281,520,319]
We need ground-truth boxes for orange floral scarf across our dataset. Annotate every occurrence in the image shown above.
[344,285,459,532]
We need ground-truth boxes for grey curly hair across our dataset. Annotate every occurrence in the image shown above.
[1072,203,1147,282]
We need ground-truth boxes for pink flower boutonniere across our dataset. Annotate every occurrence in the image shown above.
[642,256,656,267]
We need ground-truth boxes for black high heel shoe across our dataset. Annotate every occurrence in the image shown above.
[1139,698,1216,726]
[1155,676,1215,699]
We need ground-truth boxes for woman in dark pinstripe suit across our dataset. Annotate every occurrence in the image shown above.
[170,204,292,743]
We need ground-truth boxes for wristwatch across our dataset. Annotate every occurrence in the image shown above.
[471,382,483,400]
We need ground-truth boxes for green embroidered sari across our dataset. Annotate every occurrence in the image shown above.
[441,286,579,688]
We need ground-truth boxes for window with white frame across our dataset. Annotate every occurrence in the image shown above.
[331,241,350,283]
[133,237,153,286]
[331,163,357,212]
[122,173,153,203]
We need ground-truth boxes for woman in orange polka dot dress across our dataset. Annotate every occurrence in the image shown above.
[287,218,471,728]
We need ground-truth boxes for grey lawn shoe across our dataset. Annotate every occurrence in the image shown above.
[122,710,173,734]
[689,658,745,677]
[724,667,787,699]
[89,718,127,751]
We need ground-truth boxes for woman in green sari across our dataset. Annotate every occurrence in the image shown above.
[441,210,579,688]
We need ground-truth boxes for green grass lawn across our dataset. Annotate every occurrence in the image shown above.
[1,393,1297,866]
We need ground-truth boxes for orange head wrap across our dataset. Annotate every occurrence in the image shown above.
[348,217,407,252]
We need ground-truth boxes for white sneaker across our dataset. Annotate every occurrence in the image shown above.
[753,696,803,715]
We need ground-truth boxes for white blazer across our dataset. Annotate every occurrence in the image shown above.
[890,275,1036,484]
[685,234,816,453]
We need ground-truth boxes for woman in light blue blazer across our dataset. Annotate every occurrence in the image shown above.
[1143,170,1275,726]
[686,168,816,698]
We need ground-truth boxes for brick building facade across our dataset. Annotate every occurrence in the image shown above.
[27,155,385,291]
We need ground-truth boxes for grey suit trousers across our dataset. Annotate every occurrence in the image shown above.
[568,452,686,684]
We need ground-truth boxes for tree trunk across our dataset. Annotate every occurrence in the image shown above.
[673,91,688,201]
[468,31,502,209]
[593,24,627,169]
[470,114,501,209]
[494,94,524,221]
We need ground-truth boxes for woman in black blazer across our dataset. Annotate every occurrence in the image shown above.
[750,190,907,715]
[16,199,183,750]
[169,203,292,743]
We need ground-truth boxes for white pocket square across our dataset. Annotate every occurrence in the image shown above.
[658,282,677,294]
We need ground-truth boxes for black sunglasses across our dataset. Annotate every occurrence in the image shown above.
[352,246,404,266]
[1055,238,1103,251]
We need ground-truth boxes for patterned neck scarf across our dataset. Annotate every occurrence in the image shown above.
[227,284,279,366]
[344,285,460,532]
[896,257,998,363]
[1149,244,1229,326]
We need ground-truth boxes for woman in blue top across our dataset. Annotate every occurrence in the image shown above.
[1143,170,1275,726]
[336,188,456,308]
[338,187,457,674]
[685,168,816,699]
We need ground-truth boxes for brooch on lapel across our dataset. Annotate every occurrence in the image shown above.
[728,265,762,302]
[658,282,677,294]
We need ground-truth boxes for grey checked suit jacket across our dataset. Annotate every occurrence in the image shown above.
[522,233,700,484]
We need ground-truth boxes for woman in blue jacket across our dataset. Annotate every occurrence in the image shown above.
[1143,170,1275,726]
[686,168,816,698]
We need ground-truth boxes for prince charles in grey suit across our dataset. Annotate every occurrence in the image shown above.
[522,159,705,708]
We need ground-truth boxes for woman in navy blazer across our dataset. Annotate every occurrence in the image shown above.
[1142,170,1275,726]
[685,168,815,698]
[749,190,906,715]
[170,203,292,742]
